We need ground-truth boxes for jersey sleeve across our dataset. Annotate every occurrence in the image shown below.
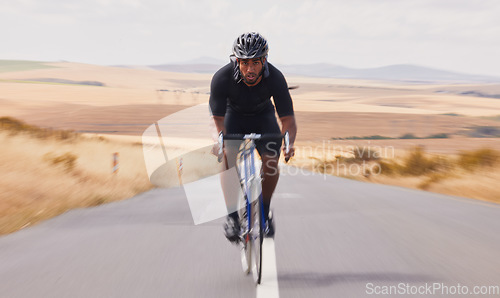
[209,65,230,117]
[270,66,294,118]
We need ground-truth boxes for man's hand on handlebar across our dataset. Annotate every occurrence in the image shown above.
[282,130,294,163]
[284,145,295,163]
[210,131,225,163]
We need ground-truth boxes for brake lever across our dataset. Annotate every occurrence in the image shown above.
[284,131,291,163]
[284,131,290,154]
[217,131,224,163]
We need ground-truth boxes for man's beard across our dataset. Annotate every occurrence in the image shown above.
[242,68,263,85]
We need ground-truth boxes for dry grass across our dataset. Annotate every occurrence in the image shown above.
[0,116,79,140]
[423,169,500,203]
[366,147,500,204]
[377,146,453,177]
[0,119,153,235]
[457,148,499,171]
[306,146,382,178]
[290,143,500,204]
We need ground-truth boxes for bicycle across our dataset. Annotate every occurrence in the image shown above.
[218,132,289,284]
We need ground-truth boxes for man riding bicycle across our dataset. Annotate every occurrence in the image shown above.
[209,32,297,242]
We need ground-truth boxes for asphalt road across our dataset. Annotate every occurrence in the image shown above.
[1,168,500,297]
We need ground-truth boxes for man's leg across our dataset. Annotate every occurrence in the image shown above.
[220,140,241,214]
[260,152,279,237]
[220,140,242,242]
[261,153,280,217]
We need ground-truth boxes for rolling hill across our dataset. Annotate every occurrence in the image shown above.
[114,57,500,83]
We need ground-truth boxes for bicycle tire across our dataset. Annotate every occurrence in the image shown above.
[239,195,251,275]
[251,199,263,284]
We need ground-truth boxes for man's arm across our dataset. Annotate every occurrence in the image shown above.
[213,116,225,135]
[280,115,297,161]
[210,115,226,159]
[209,64,231,135]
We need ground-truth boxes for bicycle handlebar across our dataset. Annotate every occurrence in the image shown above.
[222,133,285,140]
[218,132,290,156]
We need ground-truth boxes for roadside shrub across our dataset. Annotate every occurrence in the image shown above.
[457,148,499,171]
[400,147,449,176]
[0,117,35,133]
[44,152,78,172]
[351,146,380,162]
[334,155,348,163]
[376,160,401,176]
[0,116,78,140]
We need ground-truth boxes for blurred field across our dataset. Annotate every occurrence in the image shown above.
[289,144,500,204]
[0,60,57,73]
[0,118,152,235]
[1,60,500,234]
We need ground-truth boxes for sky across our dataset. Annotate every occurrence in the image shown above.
[2,0,500,76]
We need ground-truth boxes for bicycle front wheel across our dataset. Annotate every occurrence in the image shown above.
[239,195,251,275]
[250,199,263,284]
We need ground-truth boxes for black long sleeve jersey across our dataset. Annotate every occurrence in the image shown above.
[209,62,294,117]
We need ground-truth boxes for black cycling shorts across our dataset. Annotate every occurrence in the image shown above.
[224,106,282,168]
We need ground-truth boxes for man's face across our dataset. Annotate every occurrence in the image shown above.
[238,58,265,86]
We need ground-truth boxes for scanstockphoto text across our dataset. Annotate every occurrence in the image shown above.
[365,282,500,296]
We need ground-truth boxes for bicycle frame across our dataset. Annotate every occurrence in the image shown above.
[238,140,265,239]
[236,138,264,284]
[219,132,288,284]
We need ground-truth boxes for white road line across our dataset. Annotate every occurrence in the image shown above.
[256,238,280,298]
